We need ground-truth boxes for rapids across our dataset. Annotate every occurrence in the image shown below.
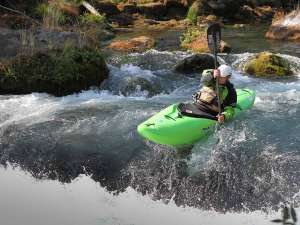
[0,26,299,224]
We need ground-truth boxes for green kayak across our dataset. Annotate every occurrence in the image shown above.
[137,89,256,147]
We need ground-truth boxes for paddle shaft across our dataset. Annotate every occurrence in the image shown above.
[213,36,221,115]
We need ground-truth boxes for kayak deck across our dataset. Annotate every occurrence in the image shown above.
[137,89,256,147]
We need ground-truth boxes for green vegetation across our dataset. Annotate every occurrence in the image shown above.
[244,52,293,77]
[0,47,109,96]
[110,0,127,4]
[34,2,67,29]
[186,1,199,25]
[80,12,106,25]
[180,26,206,48]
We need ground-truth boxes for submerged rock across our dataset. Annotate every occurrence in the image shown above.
[174,53,217,74]
[108,36,155,52]
[119,76,161,97]
[0,47,109,96]
[266,10,300,41]
[244,52,293,77]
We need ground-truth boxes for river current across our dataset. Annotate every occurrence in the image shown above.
[0,26,299,225]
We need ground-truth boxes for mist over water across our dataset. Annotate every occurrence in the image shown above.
[0,32,300,224]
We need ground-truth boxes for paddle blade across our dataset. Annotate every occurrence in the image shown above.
[207,23,221,53]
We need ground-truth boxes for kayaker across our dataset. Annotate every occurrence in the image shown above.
[193,65,237,123]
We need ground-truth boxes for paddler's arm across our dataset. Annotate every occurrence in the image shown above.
[222,105,235,121]
[217,86,236,123]
[216,106,234,123]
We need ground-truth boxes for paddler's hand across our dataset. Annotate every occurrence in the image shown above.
[217,114,225,123]
[213,69,221,78]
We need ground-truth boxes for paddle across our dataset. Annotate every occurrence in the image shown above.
[207,23,221,115]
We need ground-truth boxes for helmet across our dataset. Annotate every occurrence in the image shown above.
[218,65,232,77]
[201,69,214,85]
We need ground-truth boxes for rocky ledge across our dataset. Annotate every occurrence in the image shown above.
[266,10,300,41]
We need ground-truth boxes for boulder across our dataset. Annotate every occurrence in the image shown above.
[238,5,274,22]
[244,52,293,77]
[0,14,34,29]
[220,40,231,53]
[110,13,135,26]
[206,0,241,18]
[244,0,282,7]
[266,10,300,41]
[174,53,217,74]
[108,36,155,52]
[138,3,167,20]
[164,0,188,19]
[163,0,191,8]
[93,1,120,16]
[119,76,161,97]
[117,3,138,14]
[0,47,109,96]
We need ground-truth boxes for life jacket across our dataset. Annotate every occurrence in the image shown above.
[195,85,227,115]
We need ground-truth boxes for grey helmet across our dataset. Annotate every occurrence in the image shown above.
[201,69,214,86]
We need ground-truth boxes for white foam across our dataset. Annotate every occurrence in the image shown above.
[120,64,156,78]
[281,11,300,26]
[0,166,298,225]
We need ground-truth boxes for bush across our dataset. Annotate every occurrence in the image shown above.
[0,47,110,96]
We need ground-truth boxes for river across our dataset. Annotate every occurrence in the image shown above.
[0,25,299,225]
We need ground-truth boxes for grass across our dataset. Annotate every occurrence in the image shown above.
[34,2,67,30]
[80,12,106,25]
[186,1,199,25]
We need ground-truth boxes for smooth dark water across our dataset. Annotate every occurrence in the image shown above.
[0,26,299,225]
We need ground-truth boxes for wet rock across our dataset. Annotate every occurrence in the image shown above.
[206,0,241,18]
[220,40,231,53]
[119,76,161,97]
[174,53,217,74]
[138,3,167,20]
[0,14,35,29]
[0,47,109,96]
[244,51,293,77]
[245,0,282,7]
[238,5,274,22]
[163,0,191,8]
[0,28,22,57]
[108,36,155,52]
[110,13,135,26]
[164,0,188,20]
[117,3,138,14]
[266,10,300,41]
[144,19,160,25]
[93,1,120,16]
[0,26,115,58]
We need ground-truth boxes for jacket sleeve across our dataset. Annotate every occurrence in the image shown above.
[222,106,235,121]
[222,82,237,121]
